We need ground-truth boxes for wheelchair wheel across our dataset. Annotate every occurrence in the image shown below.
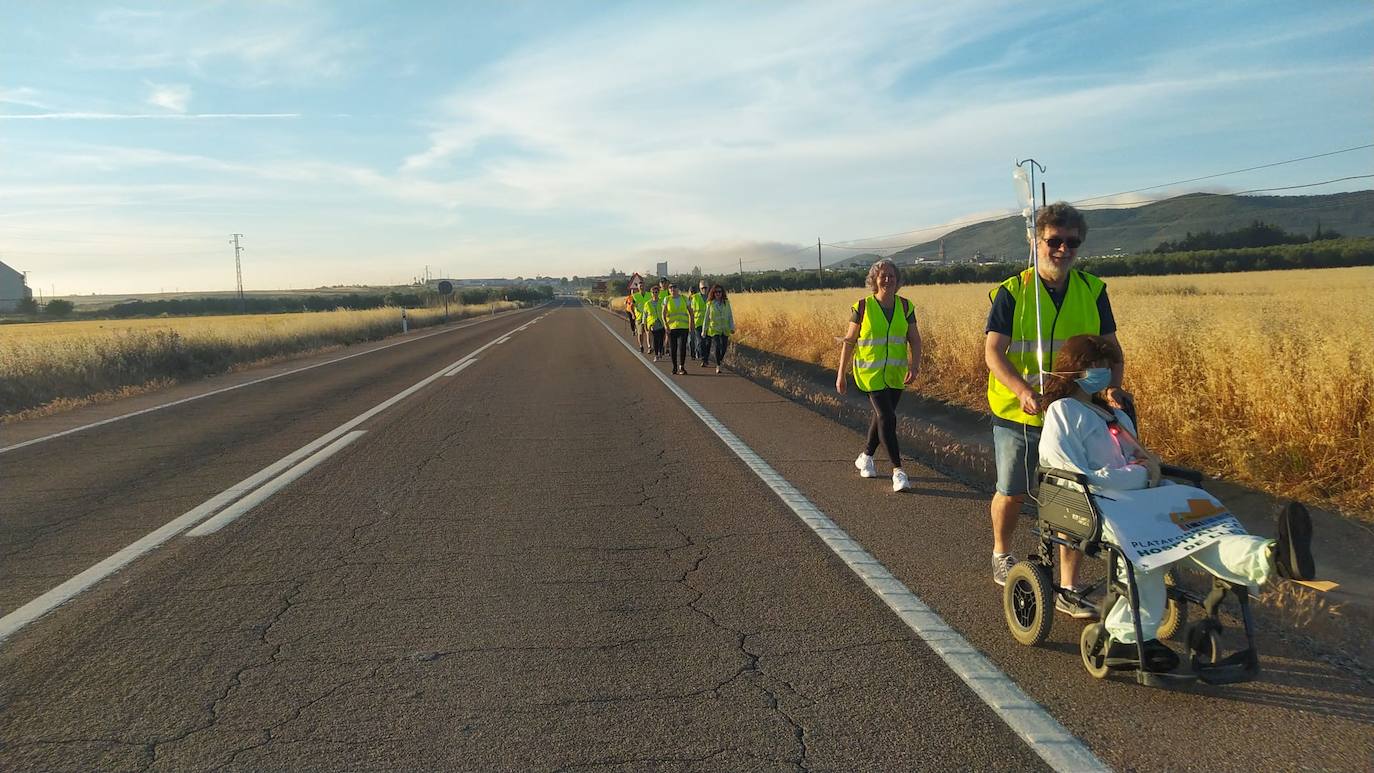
[1004,561,1054,646]
[1080,623,1111,679]
[1157,570,1188,641]
[1187,619,1223,667]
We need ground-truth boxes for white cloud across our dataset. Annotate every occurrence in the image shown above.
[77,3,364,87]
[0,112,298,120]
[145,82,191,113]
[0,87,50,109]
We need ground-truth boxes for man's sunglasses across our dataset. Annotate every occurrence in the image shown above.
[1044,236,1082,250]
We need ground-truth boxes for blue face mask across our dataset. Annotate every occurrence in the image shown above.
[1075,367,1112,394]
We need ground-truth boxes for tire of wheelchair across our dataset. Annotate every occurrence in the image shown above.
[1003,561,1054,646]
[1080,623,1111,679]
[1186,619,1223,668]
[1157,569,1188,641]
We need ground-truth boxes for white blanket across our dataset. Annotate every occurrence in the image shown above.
[1094,485,1248,571]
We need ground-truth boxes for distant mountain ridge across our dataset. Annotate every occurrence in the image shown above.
[827,190,1374,267]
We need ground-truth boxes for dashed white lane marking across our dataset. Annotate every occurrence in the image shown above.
[0,305,543,456]
[187,431,366,536]
[444,359,477,377]
[590,308,1108,773]
[0,320,514,646]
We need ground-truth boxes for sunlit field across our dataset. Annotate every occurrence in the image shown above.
[0,302,517,419]
[730,266,1374,514]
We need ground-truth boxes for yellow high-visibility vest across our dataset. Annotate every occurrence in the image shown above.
[987,267,1104,426]
[642,294,664,328]
[664,296,691,330]
[852,295,910,391]
[688,291,706,322]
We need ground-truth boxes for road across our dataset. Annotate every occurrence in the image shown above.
[1,299,1370,771]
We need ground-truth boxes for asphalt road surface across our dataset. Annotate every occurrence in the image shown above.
[1,299,1370,771]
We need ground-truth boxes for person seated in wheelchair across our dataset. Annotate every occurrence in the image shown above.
[1036,334,1315,671]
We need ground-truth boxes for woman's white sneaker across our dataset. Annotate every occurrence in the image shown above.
[854,453,878,478]
[892,468,910,492]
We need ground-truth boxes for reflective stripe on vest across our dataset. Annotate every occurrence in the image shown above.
[986,268,1104,427]
[664,296,691,329]
[852,295,909,391]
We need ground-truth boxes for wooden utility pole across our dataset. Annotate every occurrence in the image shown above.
[817,238,823,287]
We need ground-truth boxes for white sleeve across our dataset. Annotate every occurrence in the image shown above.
[1039,402,1149,491]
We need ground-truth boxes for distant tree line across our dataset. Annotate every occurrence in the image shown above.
[601,237,1374,296]
[85,285,554,319]
[1153,220,1342,253]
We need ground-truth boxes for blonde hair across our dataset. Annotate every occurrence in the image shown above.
[865,259,901,293]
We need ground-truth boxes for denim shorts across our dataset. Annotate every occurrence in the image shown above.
[993,423,1043,497]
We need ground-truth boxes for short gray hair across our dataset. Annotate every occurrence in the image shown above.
[865,258,900,292]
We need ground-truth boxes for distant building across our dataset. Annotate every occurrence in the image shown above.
[0,260,32,312]
[655,261,668,278]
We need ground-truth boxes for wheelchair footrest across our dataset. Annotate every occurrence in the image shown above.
[1194,649,1260,685]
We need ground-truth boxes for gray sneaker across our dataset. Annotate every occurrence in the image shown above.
[992,554,1016,586]
[1056,590,1099,620]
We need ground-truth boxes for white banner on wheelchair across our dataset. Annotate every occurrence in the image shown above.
[1094,485,1248,571]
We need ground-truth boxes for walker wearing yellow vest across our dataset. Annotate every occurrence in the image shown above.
[984,202,1131,613]
[662,284,695,374]
[628,273,651,353]
[642,286,666,361]
[836,259,922,493]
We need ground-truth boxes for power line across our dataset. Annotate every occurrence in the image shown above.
[1228,175,1374,196]
[819,142,1374,252]
[1071,143,1374,206]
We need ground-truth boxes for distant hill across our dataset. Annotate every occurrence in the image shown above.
[829,190,1374,266]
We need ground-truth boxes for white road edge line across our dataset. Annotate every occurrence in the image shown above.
[589,308,1108,773]
[0,318,526,645]
[0,305,540,456]
[187,431,366,536]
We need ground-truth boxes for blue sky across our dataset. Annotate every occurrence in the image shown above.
[1,1,1371,295]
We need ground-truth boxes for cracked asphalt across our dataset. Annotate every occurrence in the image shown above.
[0,301,1047,771]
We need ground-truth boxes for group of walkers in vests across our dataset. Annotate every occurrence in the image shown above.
[834,201,1316,643]
[623,275,735,375]
[612,200,1317,664]
[833,202,1123,615]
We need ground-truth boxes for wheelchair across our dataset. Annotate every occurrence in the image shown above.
[1001,466,1261,687]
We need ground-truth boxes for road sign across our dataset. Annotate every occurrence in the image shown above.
[437,280,454,295]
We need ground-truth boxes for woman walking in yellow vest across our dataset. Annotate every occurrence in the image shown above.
[836,259,922,493]
[699,284,734,374]
[662,283,694,375]
[643,284,667,361]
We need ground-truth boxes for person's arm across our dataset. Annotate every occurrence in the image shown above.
[836,320,860,394]
[904,302,921,384]
[985,332,1042,416]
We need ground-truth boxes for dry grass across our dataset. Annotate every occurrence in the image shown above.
[731,266,1374,515]
[0,303,517,418]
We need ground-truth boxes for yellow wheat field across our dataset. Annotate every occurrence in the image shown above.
[0,303,517,418]
[731,266,1374,515]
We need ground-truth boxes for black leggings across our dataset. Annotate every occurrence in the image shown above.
[668,329,688,369]
[626,311,636,334]
[702,334,729,366]
[651,327,665,356]
[865,388,903,467]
